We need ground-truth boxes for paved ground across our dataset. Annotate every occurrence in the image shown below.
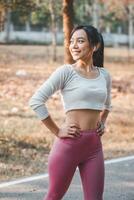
[0,157,134,200]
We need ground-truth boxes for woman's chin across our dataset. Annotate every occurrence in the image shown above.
[71,56,81,61]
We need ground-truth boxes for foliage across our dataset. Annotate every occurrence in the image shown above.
[0,0,36,26]
[74,0,92,25]
[0,0,36,11]
[0,0,133,33]
[1,0,63,29]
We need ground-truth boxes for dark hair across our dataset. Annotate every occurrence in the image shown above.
[70,25,104,68]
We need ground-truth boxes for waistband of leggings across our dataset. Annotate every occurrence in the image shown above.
[80,127,97,133]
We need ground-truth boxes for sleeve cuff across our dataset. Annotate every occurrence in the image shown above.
[104,105,113,111]
[32,105,50,120]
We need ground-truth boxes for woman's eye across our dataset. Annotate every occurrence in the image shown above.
[70,39,84,44]
[78,40,84,43]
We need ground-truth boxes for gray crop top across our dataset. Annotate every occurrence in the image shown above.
[29,64,112,120]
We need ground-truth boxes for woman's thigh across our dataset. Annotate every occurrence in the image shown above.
[78,147,105,200]
[45,139,77,199]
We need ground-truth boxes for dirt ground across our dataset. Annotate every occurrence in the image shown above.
[0,45,134,181]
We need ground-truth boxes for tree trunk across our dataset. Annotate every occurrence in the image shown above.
[63,0,74,64]
[128,4,133,49]
[49,0,57,61]
[92,0,99,29]
[0,5,5,32]
[4,7,11,43]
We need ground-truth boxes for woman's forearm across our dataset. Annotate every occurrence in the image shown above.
[41,116,60,137]
[42,110,109,136]
[99,109,110,124]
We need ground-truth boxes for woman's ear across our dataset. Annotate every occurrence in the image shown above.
[93,46,97,52]
[93,43,101,52]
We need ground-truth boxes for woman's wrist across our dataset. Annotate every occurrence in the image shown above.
[97,120,106,135]
[54,128,60,137]
[100,110,109,124]
[41,116,60,137]
[100,121,105,128]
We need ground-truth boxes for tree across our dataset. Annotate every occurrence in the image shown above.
[0,0,36,41]
[100,0,134,48]
[33,0,62,60]
[49,0,57,61]
[0,4,5,32]
[126,2,134,49]
[92,0,100,29]
[73,0,92,25]
[63,0,74,64]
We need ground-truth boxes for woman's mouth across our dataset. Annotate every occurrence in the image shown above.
[72,51,81,54]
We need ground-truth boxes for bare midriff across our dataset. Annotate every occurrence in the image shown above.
[65,109,101,131]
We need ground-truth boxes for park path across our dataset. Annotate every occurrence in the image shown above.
[0,156,134,200]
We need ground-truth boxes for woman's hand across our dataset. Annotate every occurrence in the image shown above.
[57,123,81,139]
[96,121,105,136]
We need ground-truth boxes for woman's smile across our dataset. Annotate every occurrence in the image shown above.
[72,50,81,55]
[69,29,93,61]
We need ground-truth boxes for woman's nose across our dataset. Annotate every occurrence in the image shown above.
[72,41,78,48]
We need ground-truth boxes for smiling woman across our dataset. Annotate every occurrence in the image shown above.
[69,31,93,62]
[69,25,104,68]
[29,25,112,200]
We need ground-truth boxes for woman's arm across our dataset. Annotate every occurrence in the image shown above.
[97,109,110,135]
[29,65,67,120]
[99,109,110,124]
[29,65,81,138]
[41,116,60,137]
[41,115,81,139]
[29,65,69,137]
[103,69,112,112]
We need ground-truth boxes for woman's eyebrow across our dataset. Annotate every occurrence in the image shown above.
[70,37,86,40]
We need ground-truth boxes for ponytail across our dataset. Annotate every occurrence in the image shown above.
[93,33,104,68]
[70,25,104,68]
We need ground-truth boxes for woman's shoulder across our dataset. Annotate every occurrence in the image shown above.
[99,66,110,73]
[50,64,72,82]
[54,64,72,73]
[99,67,111,79]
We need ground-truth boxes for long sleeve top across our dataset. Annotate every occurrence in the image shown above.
[29,64,112,120]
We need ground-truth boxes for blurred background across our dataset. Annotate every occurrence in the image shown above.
[0,0,134,181]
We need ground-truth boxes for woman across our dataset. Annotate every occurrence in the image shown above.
[29,25,112,200]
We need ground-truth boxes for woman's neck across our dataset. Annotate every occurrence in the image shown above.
[75,59,95,72]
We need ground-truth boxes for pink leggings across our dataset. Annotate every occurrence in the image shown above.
[44,129,105,200]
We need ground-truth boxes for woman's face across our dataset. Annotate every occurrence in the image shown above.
[69,29,93,61]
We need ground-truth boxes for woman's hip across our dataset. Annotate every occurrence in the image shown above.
[52,129,102,154]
